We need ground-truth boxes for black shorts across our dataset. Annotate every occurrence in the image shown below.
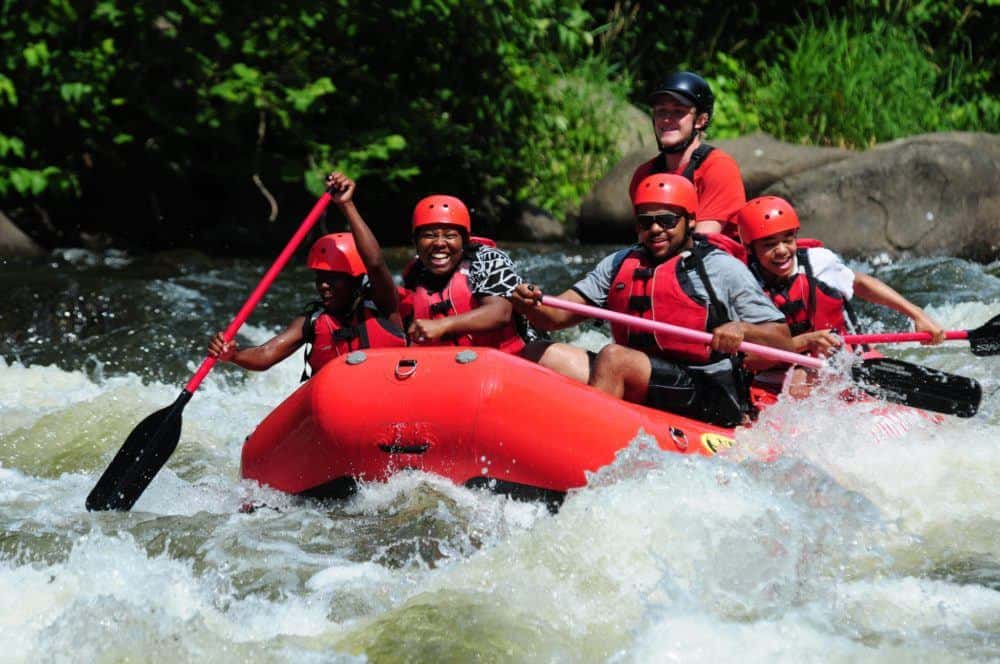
[644,356,748,428]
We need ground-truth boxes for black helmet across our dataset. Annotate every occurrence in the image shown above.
[648,71,714,120]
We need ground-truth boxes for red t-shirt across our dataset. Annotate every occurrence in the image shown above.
[629,147,746,240]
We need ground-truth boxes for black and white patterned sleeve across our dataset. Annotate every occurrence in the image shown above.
[467,245,522,297]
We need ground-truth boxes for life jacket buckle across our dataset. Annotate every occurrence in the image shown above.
[430,300,453,316]
[628,295,652,312]
[630,332,656,349]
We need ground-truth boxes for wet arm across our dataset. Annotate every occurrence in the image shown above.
[337,200,401,327]
[510,285,589,331]
[852,271,930,325]
[736,321,796,369]
[434,295,514,336]
[225,317,307,371]
[742,321,795,351]
[327,171,401,327]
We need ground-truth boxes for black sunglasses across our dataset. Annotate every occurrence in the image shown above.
[636,212,684,231]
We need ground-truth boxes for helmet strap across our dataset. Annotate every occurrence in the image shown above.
[682,217,695,246]
[659,127,698,155]
[328,278,366,319]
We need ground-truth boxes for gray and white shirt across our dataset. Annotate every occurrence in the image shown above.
[572,242,785,370]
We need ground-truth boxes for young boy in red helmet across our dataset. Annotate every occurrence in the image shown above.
[735,195,944,363]
[512,174,793,427]
[207,172,405,376]
[398,194,529,353]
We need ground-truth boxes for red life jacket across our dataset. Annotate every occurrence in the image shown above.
[759,238,851,336]
[700,231,747,263]
[401,238,526,354]
[643,145,743,243]
[605,238,730,364]
[303,303,406,377]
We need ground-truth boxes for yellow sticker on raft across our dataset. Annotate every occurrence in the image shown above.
[701,433,735,455]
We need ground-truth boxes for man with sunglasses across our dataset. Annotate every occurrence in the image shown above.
[512,174,792,427]
[629,71,746,240]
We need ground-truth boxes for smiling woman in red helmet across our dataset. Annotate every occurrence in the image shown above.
[736,195,945,364]
[513,174,793,427]
[207,172,404,377]
[398,194,528,353]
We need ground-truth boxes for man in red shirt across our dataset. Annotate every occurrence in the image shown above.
[629,71,746,240]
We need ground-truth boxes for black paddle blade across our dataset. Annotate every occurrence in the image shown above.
[85,390,192,511]
[851,357,981,418]
[968,313,1000,357]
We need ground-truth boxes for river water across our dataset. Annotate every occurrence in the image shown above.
[1,244,998,662]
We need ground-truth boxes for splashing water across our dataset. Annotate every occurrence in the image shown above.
[1,248,998,661]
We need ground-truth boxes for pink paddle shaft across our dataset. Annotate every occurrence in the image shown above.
[539,295,824,369]
[183,193,334,393]
[844,330,967,345]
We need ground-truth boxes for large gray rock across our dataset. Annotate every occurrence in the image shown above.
[766,132,1000,261]
[500,202,566,242]
[0,210,45,257]
[577,132,853,242]
[577,149,653,243]
[718,132,853,197]
[617,104,657,155]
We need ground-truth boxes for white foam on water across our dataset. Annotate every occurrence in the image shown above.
[0,358,106,434]
[0,532,336,662]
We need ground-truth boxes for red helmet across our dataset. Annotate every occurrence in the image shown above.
[632,174,698,217]
[306,233,366,276]
[411,195,471,233]
[736,196,800,245]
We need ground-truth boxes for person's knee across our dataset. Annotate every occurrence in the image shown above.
[526,341,590,383]
[519,340,550,364]
[591,344,636,383]
[594,343,631,367]
[592,344,651,401]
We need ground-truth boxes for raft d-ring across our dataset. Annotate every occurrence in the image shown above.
[394,358,418,379]
[669,426,688,451]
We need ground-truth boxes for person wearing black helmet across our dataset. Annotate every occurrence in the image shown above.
[629,71,746,242]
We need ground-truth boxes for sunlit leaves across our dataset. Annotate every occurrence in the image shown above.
[285,77,335,112]
[0,75,16,105]
[59,82,93,103]
[0,134,25,159]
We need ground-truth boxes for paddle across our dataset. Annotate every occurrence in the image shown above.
[538,295,982,418]
[843,313,1000,356]
[86,192,335,511]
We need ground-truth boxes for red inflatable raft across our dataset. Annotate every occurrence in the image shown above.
[240,347,741,504]
[240,347,939,504]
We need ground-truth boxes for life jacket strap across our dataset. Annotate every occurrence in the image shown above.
[429,300,453,316]
[628,295,652,312]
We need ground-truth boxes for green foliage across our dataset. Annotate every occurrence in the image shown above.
[511,57,632,213]
[753,18,941,147]
[701,53,762,139]
[0,0,995,247]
